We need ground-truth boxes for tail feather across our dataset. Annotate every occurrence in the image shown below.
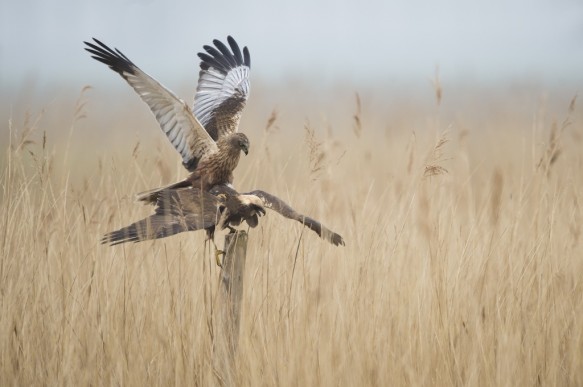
[101,213,214,245]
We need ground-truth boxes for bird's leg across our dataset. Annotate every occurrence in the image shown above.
[211,238,225,267]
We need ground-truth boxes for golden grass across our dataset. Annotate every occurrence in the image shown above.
[1,84,582,386]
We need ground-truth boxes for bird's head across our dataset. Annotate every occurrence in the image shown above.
[230,132,250,155]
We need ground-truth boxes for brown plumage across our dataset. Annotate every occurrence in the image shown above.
[101,186,265,246]
[244,189,345,246]
[186,132,248,190]
[84,37,252,203]
[102,184,344,247]
[101,188,222,245]
[136,132,250,203]
[212,185,344,246]
[89,37,345,248]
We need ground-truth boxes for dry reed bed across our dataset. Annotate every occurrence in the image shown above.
[1,87,582,386]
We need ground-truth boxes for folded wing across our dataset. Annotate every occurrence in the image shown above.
[101,188,221,245]
[84,38,217,171]
[193,36,251,141]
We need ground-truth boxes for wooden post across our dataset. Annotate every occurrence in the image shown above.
[214,230,248,385]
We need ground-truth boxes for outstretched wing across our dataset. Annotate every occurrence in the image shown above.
[84,38,217,171]
[101,188,221,245]
[246,190,345,246]
[193,36,251,141]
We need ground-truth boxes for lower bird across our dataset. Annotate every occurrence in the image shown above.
[101,184,345,265]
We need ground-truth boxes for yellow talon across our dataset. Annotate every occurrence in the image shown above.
[210,238,225,267]
[215,249,225,267]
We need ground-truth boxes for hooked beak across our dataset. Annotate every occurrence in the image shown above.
[242,146,249,155]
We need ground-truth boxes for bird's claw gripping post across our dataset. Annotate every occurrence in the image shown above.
[215,249,225,267]
[212,238,225,267]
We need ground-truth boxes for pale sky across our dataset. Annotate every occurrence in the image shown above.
[1,0,582,91]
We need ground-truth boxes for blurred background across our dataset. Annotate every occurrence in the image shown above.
[2,0,582,90]
[1,0,582,158]
[2,3,583,384]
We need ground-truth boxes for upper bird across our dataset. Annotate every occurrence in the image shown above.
[84,36,251,198]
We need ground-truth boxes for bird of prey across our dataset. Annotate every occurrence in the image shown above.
[84,36,251,196]
[89,36,345,260]
[101,184,345,249]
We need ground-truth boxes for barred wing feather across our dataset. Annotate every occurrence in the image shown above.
[193,36,251,141]
[84,38,217,172]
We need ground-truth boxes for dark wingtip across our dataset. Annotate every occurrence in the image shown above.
[213,38,238,67]
[333,234,346,247]
[227,36,244,66]
[243,47,251,68]
[84,38,135,76]
[198,52,228,75]
[198,36,250,73]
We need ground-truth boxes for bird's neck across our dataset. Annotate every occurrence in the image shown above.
[216,139,241,169]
